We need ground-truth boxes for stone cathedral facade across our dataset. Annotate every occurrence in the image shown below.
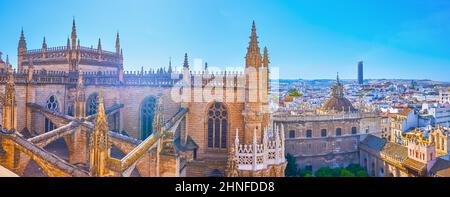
[0,20,286,177]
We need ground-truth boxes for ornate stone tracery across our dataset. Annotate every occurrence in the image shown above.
[207,102,228,149]
[0,20,286,177]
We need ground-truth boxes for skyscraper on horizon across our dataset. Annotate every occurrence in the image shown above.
[357,61,363,85]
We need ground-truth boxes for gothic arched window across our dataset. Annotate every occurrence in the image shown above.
[87,93,99,116]
[45,95,59,132]
[207,102,228,149]
[140,97,156,140]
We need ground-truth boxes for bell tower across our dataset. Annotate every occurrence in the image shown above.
[243,21,270,143]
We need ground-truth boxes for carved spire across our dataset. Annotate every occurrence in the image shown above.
[153,97,165,133]
[77,70,85,98]
[118,52,124,83]
[67,37,71,49]
[245,21,262,68]
[18,28,27,50]
[95,93,107,132]
[97,38,103,60]
[204,62,208,70]
[3,60,17,131]
[71,18,77,49]
[89,92,110,177]
[68,38,81,71]
[168,57,173,73]
[95,94,107,135]
[75,70,86,119]
[17,28,27,70]
[115,32,120,54]
[183,53,189,69]
[331,72,344,97]
[336,72,341,86]
[6,61,14,94]
[97,38,102,51]
[263,46,270,93]
[225,146,239,177]
[42,37,47,49]
[0,51,3,64]
[263,47,270,67]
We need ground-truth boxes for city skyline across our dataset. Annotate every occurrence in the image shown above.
[1,0,450,81]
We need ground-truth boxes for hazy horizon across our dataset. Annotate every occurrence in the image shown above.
[275,78,450,82]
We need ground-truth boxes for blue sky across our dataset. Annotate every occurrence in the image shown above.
[0,0,449,81]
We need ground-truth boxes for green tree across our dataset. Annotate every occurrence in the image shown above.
[346,164,365,174]
[315,167,334,177]
[356,170,369,177]
[303,172,313,177]
[285,154,299,177]
[288,89,303,97]
[331,168,344,177]
[299,167,313,177]
[306,164,370,177]
[346,164,369,177]
[339,169,355,177]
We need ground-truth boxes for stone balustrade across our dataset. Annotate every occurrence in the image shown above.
[234,124,285,171]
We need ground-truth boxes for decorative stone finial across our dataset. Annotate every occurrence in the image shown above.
[183,53,189,69]
[245,20,262,68]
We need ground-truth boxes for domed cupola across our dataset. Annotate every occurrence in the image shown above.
[320,73,357,113]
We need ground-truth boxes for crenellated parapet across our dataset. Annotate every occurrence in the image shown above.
[180,70,246,89]
[0,69,180,87]
[20,46,123,69]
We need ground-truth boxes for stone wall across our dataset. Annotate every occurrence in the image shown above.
[278,119,360,172]
[0,81,180,139]
[359,149,385,177]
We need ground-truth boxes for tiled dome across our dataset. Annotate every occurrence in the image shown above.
[321,96,357,112]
